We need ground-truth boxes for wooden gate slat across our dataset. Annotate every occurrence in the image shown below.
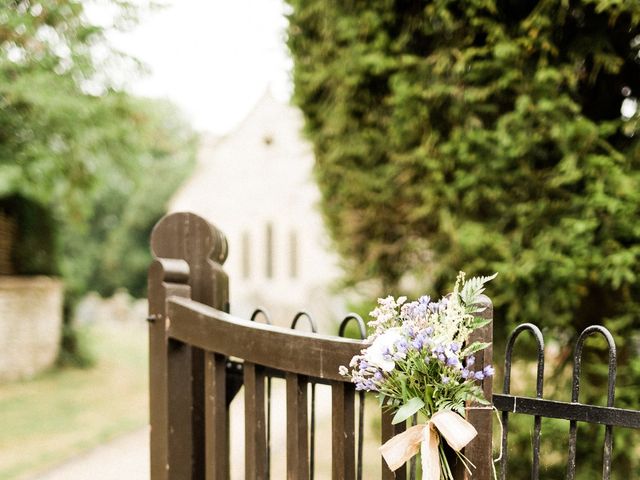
[205,351,228,480]
[167,339,194,480]
[456,297,493,480]
[244,362,267,480]
[381,407,406,480]
[286,372,309,480]
[331,381,355,480]
[192,346,206,480]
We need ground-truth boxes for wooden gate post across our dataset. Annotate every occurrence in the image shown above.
[149,256,190,480]
[380,296,494,480]
[148,212,230,480]
[454,295,494,479]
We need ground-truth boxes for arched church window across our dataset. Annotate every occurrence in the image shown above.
[265,223,274,279]
[241,231,250,279]
[289,230,298,278]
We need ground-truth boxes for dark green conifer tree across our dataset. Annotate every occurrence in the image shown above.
[287,1,640,476]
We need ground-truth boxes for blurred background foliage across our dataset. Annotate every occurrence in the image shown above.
[287,0,640,477]
[0,0,196,364]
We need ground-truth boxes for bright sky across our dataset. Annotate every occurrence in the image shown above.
[86,2,639,133]
[90,0,291,134]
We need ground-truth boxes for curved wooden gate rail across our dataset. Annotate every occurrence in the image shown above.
[147,212,494,480]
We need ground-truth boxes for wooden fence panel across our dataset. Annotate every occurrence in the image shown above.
[331,381,355,480]
[149,212,498,480]
[286,372,309,480]
[205,351,228,480]
[167,339,194,480]
[381,408,406,480]
[244,362,267,480]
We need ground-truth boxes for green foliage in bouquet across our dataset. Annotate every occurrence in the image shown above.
[287,2,640,476]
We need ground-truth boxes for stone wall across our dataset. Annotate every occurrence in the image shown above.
[0,276,63,382]
[74,290,147,326]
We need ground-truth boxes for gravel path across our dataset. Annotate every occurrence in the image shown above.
[30,428,149,480]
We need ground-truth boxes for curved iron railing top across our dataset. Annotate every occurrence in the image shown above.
[494,322,639,480]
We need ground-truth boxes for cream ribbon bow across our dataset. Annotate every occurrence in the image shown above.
[379,410,478,480]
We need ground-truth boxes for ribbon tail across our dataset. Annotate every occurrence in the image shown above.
[379,424,426,472]
[430,410,478,452]
[380,411,477,478]
[421,424,440,480]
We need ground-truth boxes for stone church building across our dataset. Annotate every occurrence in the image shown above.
[169,93,345,331]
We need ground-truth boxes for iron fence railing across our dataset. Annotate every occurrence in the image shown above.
[494,322,640,480]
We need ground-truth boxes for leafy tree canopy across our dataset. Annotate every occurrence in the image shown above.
[287,0,640,334]
[61,97,197,302]
[0,1,196,299]
[1,1,137,216]
[287,2,640,476]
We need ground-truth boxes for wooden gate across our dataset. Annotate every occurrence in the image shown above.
[147,212,494,480]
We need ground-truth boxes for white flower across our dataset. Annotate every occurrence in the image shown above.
[364,328,403,372]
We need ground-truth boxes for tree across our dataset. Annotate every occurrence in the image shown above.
[62,97,197,302]
[0,1,196,363]
[1,1,137,215]
[287,1,640,477]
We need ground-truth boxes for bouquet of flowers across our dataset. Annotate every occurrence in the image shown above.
[339,272,496,480]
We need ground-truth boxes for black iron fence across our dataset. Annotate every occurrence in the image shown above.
[494,323,640,479]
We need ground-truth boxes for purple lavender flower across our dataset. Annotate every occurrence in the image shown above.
[412,338,423,350]
[374,371,383,381]
[359,360,369,370]
[461,369,470,379]
[450,342,460,352]
[404,325,415,338]
[474,371,485,381]
[466,355,475,367]
[425,326,434,336]
[402,301,425,321]
[442,375,450,384]
[396,339,408,353]
[437,353,446,362]
[483,365,495,377]
[418,295,431,305]
[381,347,393,360]
[446,357,459,367]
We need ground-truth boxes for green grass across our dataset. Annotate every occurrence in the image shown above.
[0,321,148,480]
